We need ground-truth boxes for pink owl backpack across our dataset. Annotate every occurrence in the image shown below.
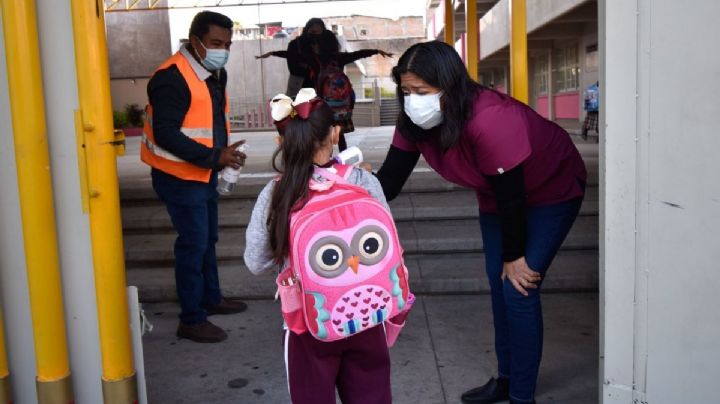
[276,164,414,345]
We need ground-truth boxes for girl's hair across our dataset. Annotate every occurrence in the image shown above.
[392,41,484,151]
[267,102,336,263]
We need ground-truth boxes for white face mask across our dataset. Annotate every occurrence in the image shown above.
[403,92,444,129]
[195,37,229,71]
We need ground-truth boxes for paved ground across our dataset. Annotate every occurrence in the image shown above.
[121,126,600,403]
[140,294,598,404]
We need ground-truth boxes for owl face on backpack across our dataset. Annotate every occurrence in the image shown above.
[288,166,411,341]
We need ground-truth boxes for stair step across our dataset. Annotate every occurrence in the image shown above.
[122,186,599,233]
[126,249,598,302]
[120,166,600,204]
[123,215,598,266]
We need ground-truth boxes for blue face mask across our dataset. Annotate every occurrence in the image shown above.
[195,38,229,71]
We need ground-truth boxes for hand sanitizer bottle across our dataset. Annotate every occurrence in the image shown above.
[217,143,248,195]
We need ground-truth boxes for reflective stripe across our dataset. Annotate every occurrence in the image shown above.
[141,133,185,163]
[180,127,213,139]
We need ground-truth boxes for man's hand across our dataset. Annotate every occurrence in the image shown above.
[219,140,247,169]
[501,256,542,297]
[255,52,273,59]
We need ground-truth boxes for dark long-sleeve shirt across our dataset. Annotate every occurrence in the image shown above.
[272,43,381,88]
[146,48,228,170]
[376,145,527,262]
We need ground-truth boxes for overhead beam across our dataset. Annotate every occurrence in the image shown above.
[104,0,373,12]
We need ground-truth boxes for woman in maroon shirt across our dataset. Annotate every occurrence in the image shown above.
[375,41,586,404]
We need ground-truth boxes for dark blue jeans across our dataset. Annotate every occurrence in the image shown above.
[151,169,222,324]
[479,197,583,403]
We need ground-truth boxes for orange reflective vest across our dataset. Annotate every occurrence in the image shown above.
[141,49,230,183]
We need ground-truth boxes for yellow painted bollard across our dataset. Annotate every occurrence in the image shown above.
[510,0,529,104]
[444,0,454,45]
[465,0,479,80]
[0,0,74,402]
[1,310,11,404]
[69,0,138,402]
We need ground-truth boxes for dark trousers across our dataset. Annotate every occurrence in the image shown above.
[284,326,391,404]
[151,169,222,324]
[479,197,583,403]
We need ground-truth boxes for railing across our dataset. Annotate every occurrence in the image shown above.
[228,100,274,131]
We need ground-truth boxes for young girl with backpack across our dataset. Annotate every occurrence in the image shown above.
[244,88,412,404]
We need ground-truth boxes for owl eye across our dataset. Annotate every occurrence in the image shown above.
[308,236,351,278]
[315,244,344,272]
[352,225,389,265]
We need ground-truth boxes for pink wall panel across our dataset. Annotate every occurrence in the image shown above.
[553,92,579,119]
[536,96,549,118]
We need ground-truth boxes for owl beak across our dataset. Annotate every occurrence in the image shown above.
[347,256,360,274]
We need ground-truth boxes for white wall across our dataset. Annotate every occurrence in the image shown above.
[601,0,720,403]
[110,78,151,112]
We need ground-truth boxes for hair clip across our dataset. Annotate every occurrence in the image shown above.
[270,88,324,134]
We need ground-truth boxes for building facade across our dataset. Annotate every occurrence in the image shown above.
[426,0,598,127]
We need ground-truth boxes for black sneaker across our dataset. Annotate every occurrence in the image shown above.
[176,320,227,343]
[460,377,510,404]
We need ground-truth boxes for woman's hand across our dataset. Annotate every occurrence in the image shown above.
[377,50,393,58]
[359,162,373,172]
[255,52,273,59]
[501,257,541,297]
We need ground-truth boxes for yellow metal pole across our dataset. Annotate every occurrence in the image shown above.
[443,0,455,45]
[0,1,74,402]
[465,0,478,80]
[510,0,529,103]
[0,310,10,404]
[69,0,137,402]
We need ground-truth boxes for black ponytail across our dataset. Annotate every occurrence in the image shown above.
[267,102,335,263]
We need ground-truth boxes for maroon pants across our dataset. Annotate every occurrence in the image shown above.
[284,325,391,404]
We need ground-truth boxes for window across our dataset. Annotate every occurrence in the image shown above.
[585,43,598,72]
[532,53,549,95]
[552,44,580,92]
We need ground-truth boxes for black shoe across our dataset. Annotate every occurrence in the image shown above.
[176,320,227,343]
[204,298,248,315]
[461,377,510,404]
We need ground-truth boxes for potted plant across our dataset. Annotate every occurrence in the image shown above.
[120,103,144,137]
